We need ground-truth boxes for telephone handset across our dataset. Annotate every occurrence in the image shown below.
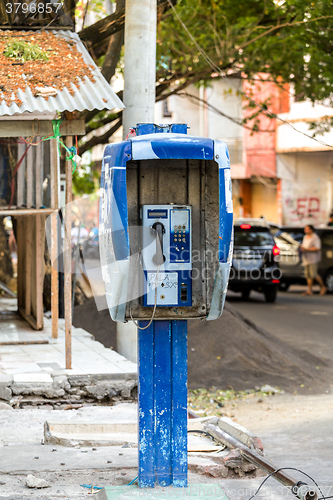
[141,205,192,307]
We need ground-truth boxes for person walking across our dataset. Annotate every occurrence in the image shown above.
[300,225,327,296]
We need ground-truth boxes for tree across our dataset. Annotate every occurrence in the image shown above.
[75,1,333,150]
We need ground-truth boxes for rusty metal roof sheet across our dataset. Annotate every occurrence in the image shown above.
[0,30,124,116]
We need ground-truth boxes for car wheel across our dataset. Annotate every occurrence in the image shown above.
[241,290,251,299]
[264,287,277,303]
[324,269,333,293]
[279,282,290,292]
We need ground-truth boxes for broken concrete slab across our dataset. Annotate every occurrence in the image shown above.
[44,421,138,448]
[0,314,138,406]
[43,420,224,452]
[2,372,138,406]
[67,373,137,386]
[0,374,13,401]
[0,385,12,401]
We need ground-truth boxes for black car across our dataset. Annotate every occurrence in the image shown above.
[273,226,333,292]
[228,220,281,302]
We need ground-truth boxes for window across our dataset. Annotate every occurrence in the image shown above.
[163,99,172,118]
[234,228,274,247]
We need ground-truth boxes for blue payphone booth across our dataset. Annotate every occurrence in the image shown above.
[100,123,233,489]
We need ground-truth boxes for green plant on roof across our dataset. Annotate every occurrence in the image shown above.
[4,39,49,62]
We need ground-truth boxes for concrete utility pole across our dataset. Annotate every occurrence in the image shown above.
[118,0,157,362]
[122,0,157,138]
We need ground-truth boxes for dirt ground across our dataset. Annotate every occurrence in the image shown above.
[225,392,333,432]
[73,298,333,395]
[188,389,333,433]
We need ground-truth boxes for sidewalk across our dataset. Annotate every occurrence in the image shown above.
[0,299,137,406]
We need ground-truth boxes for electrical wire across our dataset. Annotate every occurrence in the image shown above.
[246,467,326,500]
[130,264,161,330]
[166,0,333,150]
[178,91,274,133]
[187,429,214,438]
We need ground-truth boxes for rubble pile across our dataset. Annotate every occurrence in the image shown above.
[0,373,137,409]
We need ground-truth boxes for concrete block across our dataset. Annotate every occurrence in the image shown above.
[11,383,65,398]
[217,416,259,449]
[52,375,70,392]
[0,385,12,401]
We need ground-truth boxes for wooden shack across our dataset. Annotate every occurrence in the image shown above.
[0,26,123,367]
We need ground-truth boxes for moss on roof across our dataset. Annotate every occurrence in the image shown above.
[0,30,96,107]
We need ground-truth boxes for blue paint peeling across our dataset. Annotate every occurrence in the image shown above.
[138,320,188,488]
[101,125,233,491]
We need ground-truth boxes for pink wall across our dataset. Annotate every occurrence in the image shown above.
[242,74,289,178]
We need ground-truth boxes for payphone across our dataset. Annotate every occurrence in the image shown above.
[141,204,192,307]
[100,123,233,490]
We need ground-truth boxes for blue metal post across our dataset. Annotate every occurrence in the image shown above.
[138,320,188,488]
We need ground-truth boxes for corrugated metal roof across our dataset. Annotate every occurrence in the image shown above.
[0,30,124,117]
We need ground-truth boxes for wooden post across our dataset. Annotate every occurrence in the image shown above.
[16,217,24,310]
[25,217,32,316]
[17,142,26,207]
[35,138,43,209]
[26,146,33,208]
[35,214,44,330]
[50,139,59,339]
[65,136,73,369]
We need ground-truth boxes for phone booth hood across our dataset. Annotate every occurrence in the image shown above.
[100,126,233,323]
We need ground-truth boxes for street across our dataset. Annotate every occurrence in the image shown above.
[227,285,333,362]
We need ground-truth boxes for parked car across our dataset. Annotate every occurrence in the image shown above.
[228,219,281,302]
[272,226,333,293]
[273,230,304,291]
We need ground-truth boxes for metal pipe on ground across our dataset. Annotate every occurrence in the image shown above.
[205,423,317,500]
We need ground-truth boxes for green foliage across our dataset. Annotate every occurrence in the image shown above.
[188,387,282,417]
[72,165,96,197]
[308,116,333,137]
[157,0,333,106]
[4,39,49,62]
[87,110,118,132]
[80,0,333,145]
